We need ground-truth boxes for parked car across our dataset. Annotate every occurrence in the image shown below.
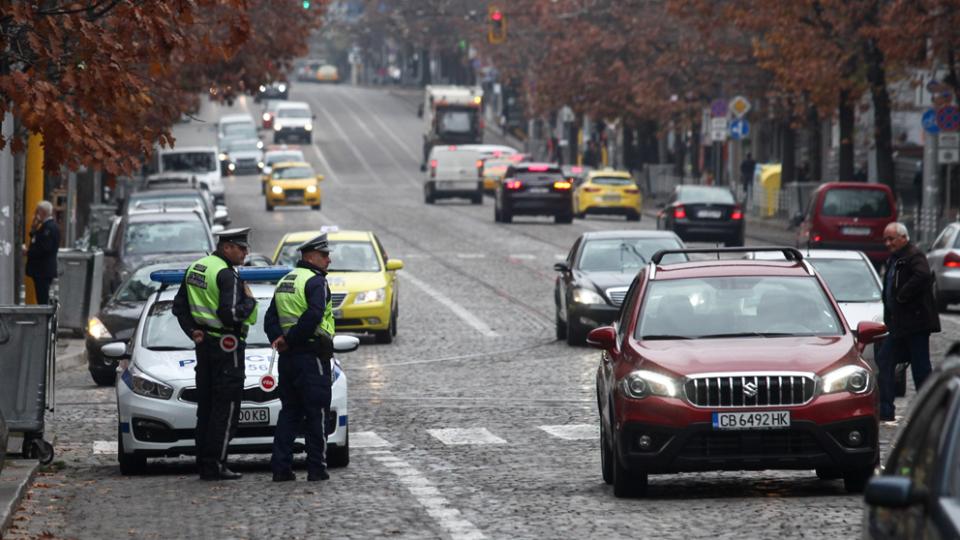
[554,231,686,345]
[862,343,960,539]
[124,187,229,230]
[794,182,896,266]
[494,163,574,223]
[155,146,225,205]
[927,221,960,311]
[255,81,288,102]
[656,185,744,246]
[273,101,314,143]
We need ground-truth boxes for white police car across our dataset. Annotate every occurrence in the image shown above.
[104,267,353,475]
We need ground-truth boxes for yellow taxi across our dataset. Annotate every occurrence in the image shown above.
[265,161,323,211]
[481,153,527,192]
[572,169,642,221]
[316,65,340,83]
[272,229,403,343]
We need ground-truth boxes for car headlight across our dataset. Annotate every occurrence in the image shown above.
[258,161,265,169]
[278,83,287,92]
[271,185,283,194]
[87,317,112,340]
[822,365,871,394]
[304,124,313,131]
[262,166,272,175]
[620,370,678,399]
[256,140,264,149]
[354,288,385,304]
[572,287,605,305]
[306,184,318,193]
[274,124,282,131]
[262,112,271,122]
[227,162,236,171]
[129,366,174,400]
[218,153,227,161]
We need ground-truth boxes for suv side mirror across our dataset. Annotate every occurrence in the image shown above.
[333,335,360,353]
[856,321,888,345]
[864,476,927,508]
[101,342,129,359]
[385,259,404,271]
[586,326,617,350]
[553,262,570,273]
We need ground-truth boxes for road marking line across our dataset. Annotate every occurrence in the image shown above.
[92,440,118,455]
[335,87,422,163]
[313,103,386,186]
[352,431,393,448]
[539,424,599,441]
[508,253,536,261]
[402,271,498,337]
[554,254,566,260]
[455,253,486,259]
[310,140,341,186]
[427,428,506,446]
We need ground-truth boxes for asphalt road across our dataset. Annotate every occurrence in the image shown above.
[6,84,960,540]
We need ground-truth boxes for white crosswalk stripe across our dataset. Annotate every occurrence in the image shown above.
[538,424,599,441]
[352,431,394,448]
[92,440,118,455]
[427,427,506,446]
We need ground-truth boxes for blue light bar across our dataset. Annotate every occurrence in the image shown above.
[150,266,293,285]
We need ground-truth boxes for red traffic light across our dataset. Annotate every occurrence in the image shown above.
[491,10,503,21]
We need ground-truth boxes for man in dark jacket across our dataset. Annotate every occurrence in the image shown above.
[877,222,941,421]
[25,201,60,304]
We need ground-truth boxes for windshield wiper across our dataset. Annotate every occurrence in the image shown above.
[146,345,194,351]
[698,332,797,338]
[640,334,693,340]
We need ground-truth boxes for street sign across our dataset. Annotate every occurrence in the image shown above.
[729,119,750,140]
[936,105,960,132]
[923,109,941,134]
[939,149,959,164]
[939,132,960,148]
[710,99,728,118]
[728,96,751,118]
[710,118,728,141]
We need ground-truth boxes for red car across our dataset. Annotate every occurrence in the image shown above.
[794,182,896,266]
[590,247,887,498]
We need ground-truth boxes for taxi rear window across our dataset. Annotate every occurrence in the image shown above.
[591,176,634,186]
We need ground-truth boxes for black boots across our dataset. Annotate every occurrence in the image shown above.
[272,470,297,482]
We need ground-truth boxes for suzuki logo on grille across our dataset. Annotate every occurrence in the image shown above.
[743,382,758,397]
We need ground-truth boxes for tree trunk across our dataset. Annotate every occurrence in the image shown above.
[838,91,855,181]
[782,122,796,185]
[807,106,822,183]
[865,39,895,190]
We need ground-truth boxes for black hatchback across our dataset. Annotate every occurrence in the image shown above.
[656,185,745,246]
[494,163,574,224]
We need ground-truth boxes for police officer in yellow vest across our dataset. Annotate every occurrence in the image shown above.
[265,233,336,482]
[172,228,258,480]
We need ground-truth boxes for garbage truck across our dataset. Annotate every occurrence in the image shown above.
[419,85,484,168]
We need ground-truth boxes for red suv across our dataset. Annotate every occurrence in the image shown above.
[795,182,896,265]
[590,247,886,498]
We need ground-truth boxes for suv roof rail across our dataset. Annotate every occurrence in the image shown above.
[650,247,804,265]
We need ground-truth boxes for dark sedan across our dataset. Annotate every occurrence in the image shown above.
[862,343,960,539]
[86,258,197,386]
[656,185,745,245]
[494,163,574,224]
[554,230,686,345]
[255,81,288,102]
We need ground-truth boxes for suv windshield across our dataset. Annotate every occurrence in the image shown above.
[636,276,842,339]
[223,123,256,139]
[124,220,211,255]
[142,299,272,350]
[273,166,314,179]
[578,238,684,272]
[821,188,892,218]
[808,258,882,303]
[278,108,310,118]
[224,140,260,153]
[277,240,381,272]
[161,152,216,173]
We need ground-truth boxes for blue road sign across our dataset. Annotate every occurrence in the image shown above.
[923,109,940,134]
[729,119,750,140]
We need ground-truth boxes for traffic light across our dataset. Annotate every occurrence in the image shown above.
[302,0,310,8]
[488,6,506,44]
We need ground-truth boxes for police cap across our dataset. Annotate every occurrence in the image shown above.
[298,233,330,253]
[215,227,251,248]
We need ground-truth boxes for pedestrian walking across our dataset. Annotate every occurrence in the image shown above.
[24,200,60,305]
[266,233,336,482]
[172,228,258,480]
[877,222,941,421]
[740,153,756,203]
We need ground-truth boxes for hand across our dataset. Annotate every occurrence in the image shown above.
[243,283,253,298]
[191,330,204,344]
[272,336,288,352]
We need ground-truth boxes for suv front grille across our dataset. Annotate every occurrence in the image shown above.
[330,292,346,308]
[606,287,629,307]
[180,386,279,404]
[684,373,816,408]
[678,430,821,459]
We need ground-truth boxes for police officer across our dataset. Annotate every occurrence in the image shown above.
[266,233,335,482]
[172,228,258,480]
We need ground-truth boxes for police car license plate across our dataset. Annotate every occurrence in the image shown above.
[842,226,871,236]
[239,408,269,425]
[712,411,790,430]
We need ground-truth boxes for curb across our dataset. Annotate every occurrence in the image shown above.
[0,459,40,538]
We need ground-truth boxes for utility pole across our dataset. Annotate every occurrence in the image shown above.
[921,132,939,246]
[0,113,14,304]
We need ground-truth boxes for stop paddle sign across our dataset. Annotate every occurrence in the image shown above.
[260,375,277,392]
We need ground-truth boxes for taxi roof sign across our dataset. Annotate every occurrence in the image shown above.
[150,266,293,285]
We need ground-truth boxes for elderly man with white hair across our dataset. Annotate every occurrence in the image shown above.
[24,200,60,304]
[877,221,941,422]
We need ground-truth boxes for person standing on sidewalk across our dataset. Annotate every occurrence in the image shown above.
[266,233,336,482]
[740,153,756,203]
[24,200,60,305]
[172,228,258,480]
[877,222,941,421]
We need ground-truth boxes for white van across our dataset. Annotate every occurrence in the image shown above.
[423,144,516,204]
[156,146,225,204]
[273,102,314,143]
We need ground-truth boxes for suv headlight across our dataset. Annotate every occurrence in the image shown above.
[306,185,318,193]
[304,124,313,131]
[620,370,678,399]
[822,365,871,394]
[271,185,283,194]
[572,287,605,305]
[129,366,174,400]
[256,140,264,149]
[218,152,228,161]
[274,124,283,131]
[87,317,112,340]
[354,288,385,304]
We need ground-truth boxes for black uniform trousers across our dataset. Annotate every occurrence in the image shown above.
[194,334,245,475]
[33,278,52,305]
[271,342,332,476]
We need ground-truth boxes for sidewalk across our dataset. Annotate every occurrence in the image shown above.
[1,337,83,537]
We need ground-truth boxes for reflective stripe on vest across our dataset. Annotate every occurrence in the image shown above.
[274,267,335,338]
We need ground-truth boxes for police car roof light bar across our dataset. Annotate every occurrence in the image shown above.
[650,247,804,265]
[150,266,293,285]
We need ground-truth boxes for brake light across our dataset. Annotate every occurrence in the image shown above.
[945,252,960,268]
[812,233,822,243]
[527,165,549,172]
[583,187,602,193]
[430,159,438,168]
[571,166,583,173]
[731,206,743,220]
[448,145,457,151]
[505,179,523,190]
[492,151,503,158]
[674,205,686,219]
[624,188,640,194]
[476,160,483,169]
[553,180,572,190]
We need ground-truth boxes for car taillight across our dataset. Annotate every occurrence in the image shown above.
[812,233,822,243]
[945,252,960,268]
[583,187,602,193]
[553,180,572,190]
[731,206,743,220]
[674,206,686,219]
[430,159,437,179]
[476,160,484,178]
[624,188,639,194]
[528,165,549,172]
[505,179,523,190]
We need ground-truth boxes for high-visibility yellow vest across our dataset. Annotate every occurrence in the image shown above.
[185,254,256,336]
[274,267,335,339]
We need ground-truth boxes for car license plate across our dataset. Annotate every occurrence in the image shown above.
[842,226,871,236]
[437,181,459,190]
[332,308,343,319]
[286,194,303,202]
[712,411,790,430]
[528,187,549,194]
[601,194,621,202]
[239,407,269,425]
[698,210,722,219]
